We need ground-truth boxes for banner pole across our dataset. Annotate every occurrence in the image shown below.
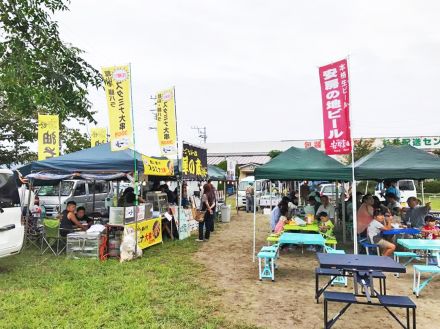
[129,62,139,256]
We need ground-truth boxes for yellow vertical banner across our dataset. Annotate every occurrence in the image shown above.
[90,127,108,147]
[38,114,60,160]
[102,65,133,151]
[156,88,177,157]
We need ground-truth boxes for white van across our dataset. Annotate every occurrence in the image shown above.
[375,180,417,204]
[0,169,24,258]
[37,180,113,217]
[237,176,266,209]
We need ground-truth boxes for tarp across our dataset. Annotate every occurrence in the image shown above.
[254,147,351,181]
[18,143,144,175]
[208,165,226,181]
[354,145,440,180]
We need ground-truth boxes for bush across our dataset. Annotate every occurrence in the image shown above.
[423,180,440,193]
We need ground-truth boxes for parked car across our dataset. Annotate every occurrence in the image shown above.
[237,176,267,209]
[319,183,338,202]
[0,169,24,258]
[374,180,417,205]
[37,180,113,217]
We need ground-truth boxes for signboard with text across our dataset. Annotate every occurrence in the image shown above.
[182,143,208,180]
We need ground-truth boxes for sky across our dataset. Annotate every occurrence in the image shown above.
[55,0,440,156]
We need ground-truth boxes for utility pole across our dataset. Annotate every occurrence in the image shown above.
[191,126,207,143]
[148,95,157,131]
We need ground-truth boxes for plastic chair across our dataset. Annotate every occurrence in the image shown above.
[359,237,380,255]
[41,219,66,256]
[323,246,347,286]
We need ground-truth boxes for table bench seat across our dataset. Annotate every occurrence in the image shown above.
[377,295,416,308]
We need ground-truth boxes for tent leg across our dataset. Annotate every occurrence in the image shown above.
[421,180,425,205]
[342,184,346,243]
[253,187,257,262]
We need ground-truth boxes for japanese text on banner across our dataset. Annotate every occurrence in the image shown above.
[156,88,177,157]
[91,127,107,147]
[102,65,133,151]
[38,114,59,160]
[142,155,174,176]
[182,143,208,180]
[125,218,162,249]
[319,59,352,155]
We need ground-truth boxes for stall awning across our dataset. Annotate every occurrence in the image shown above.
[254,147,351,181]
[208,165,227,181]
[354,145,440,180]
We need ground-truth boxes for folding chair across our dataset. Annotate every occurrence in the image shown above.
[41,219,67,256]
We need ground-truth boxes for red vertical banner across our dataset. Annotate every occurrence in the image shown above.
[319,59,352,155]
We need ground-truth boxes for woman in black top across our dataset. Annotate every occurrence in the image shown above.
[196,184,216,242]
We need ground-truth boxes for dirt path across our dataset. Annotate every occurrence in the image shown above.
[194,212,438,329]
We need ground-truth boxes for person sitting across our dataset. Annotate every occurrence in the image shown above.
[270,199,289,231]
[404,197,431,228]
[306,196,321,216]
[318,212,334,238]
[76,206,93,227]
[357,194,374,236]
[60,201,87,237]
[385,193,401,211]
[422,215,439,240]
[367,210,395,257]
[315,195,335,220]
[273,215,291,235]
[119,187,146,207]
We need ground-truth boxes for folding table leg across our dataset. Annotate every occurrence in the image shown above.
[271,258,275,281]
[258,258,262,280]
[324,299,328,329]
[406,308,409,329]
[413,267,416,293]
[413,308,416,329]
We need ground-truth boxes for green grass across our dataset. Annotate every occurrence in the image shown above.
[0,239,257,329]
[424,194,440,211]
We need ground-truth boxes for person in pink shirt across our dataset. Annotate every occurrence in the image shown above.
[357,194,374,235]
[274,216,290,234]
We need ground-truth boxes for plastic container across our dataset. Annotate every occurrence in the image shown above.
[221,205,231,223]
[109,207,124,225]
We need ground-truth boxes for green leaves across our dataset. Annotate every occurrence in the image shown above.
[0,0,101,166]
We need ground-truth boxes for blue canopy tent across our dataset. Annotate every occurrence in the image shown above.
[19,143,144,176]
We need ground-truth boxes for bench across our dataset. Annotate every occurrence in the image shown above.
[412,252,440,297]
[323,291,416,329]
[315,268,387,303]
[360,238,380,255]
[394,251,419,278]
[257,248,278,281]
[266,234,280,245]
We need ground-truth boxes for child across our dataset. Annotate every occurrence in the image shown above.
[422,215,439,240]
[274,216,290,234]
[367,210,396,257]
[318,212,334,238]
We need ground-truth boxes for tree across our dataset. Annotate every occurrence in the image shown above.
[343,139,376,164]
[432,149,440,157]
[62,127,90,154]
[0,0,101,166]
[268,150,282,159]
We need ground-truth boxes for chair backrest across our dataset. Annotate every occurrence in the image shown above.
[43,219,61,238]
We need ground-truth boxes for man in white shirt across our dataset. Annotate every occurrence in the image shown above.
[315,195,335,220]
[367,210,395,256]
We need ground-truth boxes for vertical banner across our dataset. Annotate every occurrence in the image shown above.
[319,59,352,155]
[38,114,59,160]
[156,88,177,157]
[226,159,237,180]
[90,127,108,147]
[102,65,133,151]
[182,143,208,180]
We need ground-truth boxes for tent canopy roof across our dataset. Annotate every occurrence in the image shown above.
[19,143,144,175]
[207,165,226,181]
[354,145,440,180]
[254,147,351,181]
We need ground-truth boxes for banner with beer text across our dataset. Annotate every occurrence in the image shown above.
[38,114,60,160]
[102,65,133,151]
[156,88,177,157]
[319,59,352,155]
[182,143,207,180]
[90,127,107,147]
[142,155,174,176]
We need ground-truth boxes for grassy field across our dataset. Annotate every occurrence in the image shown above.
[419,193,440,210]
[0,238,256,329]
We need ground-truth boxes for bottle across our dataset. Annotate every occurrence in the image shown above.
[112,194,118,207]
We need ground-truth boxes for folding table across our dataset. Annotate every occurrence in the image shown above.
[382,228,420,236]
[397,239,440,251]
[283,223,319,233]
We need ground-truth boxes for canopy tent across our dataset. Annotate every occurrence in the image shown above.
[354,145,440,180]
[254,147,351,181]
[208,165,227,181]
[19,143,144,176]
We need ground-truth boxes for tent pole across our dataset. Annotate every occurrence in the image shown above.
[335,182,339,227]
[298,181,301,206]
[58,181,62,214]
[22,179,33,251]
[269,181,273,212]
[421,180,425,204]
[341,184,346,243]
[92,180,96,214]
[252,183,257,262]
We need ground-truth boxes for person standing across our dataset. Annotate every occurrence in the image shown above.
[404,197,431,228]
[207,179,217,232]
[196,184,216,242]
[300,181,310,205]
[245,182,254,213]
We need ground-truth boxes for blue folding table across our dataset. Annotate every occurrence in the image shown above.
[397,239,440,251]
[382,228,420,236]
[279,233,325,253]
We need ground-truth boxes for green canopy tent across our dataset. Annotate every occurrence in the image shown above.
[208,165,227,181]
[350,145,440,252]
[251,147,351,261]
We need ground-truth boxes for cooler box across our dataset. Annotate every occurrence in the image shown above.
[221,205,231,223]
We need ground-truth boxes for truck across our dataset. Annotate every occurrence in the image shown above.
[237,176,267,210]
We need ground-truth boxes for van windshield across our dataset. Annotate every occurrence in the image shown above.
[0,173,20,208]
[399,180,415,191]
[239,181,252,190]
[38,181,75,196]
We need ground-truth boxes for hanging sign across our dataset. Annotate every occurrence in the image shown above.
[102,65,133,151]
[125,218,162,249]
[319,59,352,155]
[142,155,174,176]
[182,143,207,180]
[156,88,177,156]
[38,114,60,160]
[226,159,237,180]
[90,127,107,147]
